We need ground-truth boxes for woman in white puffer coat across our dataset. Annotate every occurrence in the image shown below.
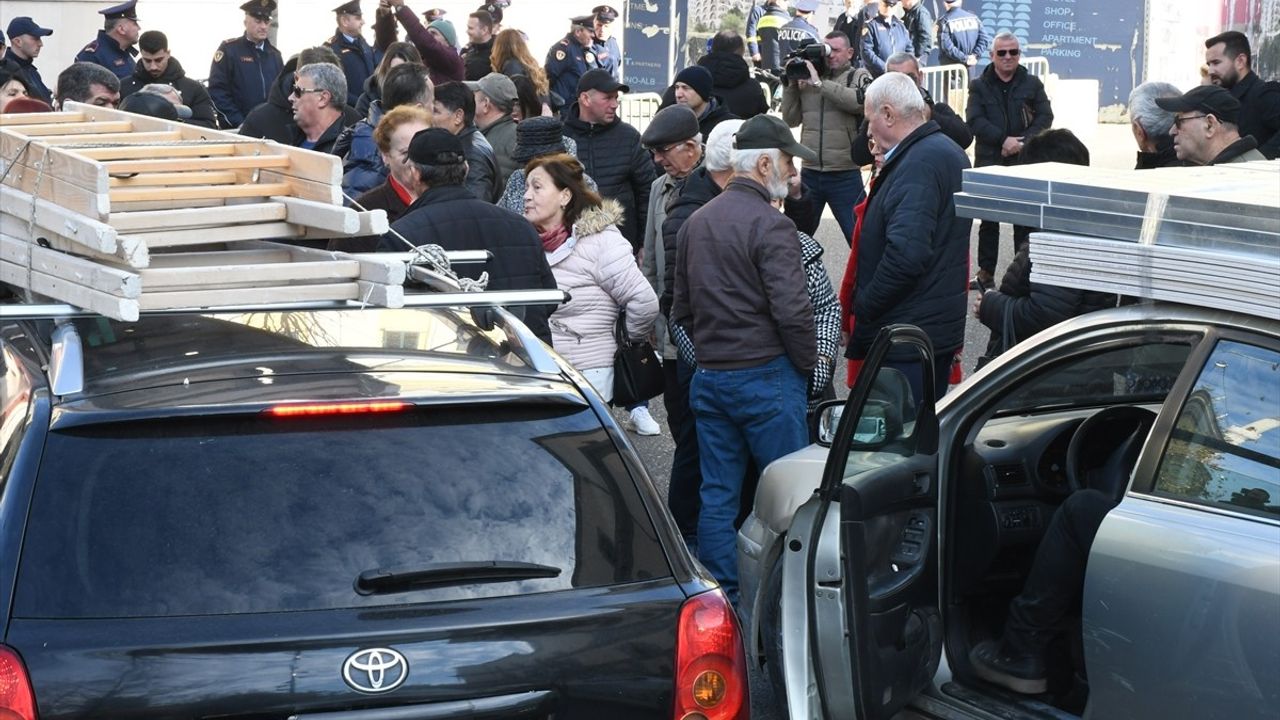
[523,153,658,402]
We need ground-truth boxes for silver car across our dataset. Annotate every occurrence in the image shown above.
[737,304,1280,719]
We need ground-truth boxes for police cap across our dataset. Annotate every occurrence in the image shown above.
[333,1,361,16]
[241,0,277,20]
[571,15,595,29]
[100,0,139,21]
[593,5,619,23]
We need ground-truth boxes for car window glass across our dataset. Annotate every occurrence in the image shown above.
[0,347,32,483]
[842,344,929,477]
[16,406,671,618]
[1153,340,1280,519]
[994,340,1194,415]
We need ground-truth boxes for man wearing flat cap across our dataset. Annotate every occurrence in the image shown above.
[546,15,602,106]
[1157,85,1267,165]
[327,1,383,107]
[671,112,818,605]
[2,17,54,105]
[208,0,283,127]
[75,0,142,79]
[389,128,559,345]
[591,5,622,81]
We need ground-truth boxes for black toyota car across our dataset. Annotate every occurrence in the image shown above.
[0,297,747,719]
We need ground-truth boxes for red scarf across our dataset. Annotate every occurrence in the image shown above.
[388,174,413,207]
[539,224,570,253]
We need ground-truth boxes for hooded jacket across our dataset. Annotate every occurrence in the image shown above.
[781,62,869,173]
[698,51,768,119]
[389,183,558,344]
[561,102,656,251]
[546,200,659,372]
[121,56,219,129]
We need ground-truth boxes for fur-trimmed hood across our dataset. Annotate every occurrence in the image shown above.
[572,198,626,237]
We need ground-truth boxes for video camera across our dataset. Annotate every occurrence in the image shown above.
[784,39,830,81]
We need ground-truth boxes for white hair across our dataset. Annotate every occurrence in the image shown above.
[1128,81,1181,138]
[730,147,781,175]
[706,118,746,172]
[865,72,927,120]
[992,31,1019,46]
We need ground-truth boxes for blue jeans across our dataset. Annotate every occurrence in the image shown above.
[690,355,809,604]
[801,167,866,245]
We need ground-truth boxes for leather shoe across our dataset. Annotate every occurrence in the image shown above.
[969,638,1048,694]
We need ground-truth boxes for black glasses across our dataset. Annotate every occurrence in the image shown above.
[1172,114,1209,128]
[995,48,1021,57]
[291,86,325,99]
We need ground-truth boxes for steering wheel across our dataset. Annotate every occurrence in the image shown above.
[1065,406,1158,500]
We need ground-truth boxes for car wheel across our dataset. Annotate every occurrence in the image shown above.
[761,552,788,715]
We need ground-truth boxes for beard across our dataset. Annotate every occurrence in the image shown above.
[764,160,791,201]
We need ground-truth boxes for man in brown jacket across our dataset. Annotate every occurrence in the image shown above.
[671,114,817,605]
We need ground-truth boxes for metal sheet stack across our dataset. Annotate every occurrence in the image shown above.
[0,103,402,321]
[955,161,1280,320]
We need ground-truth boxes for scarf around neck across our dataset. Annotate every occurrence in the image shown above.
[539,224,571,253]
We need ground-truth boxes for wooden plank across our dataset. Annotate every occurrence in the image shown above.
[108,202,287,232]
[357,280,405,308]
[41,131,184,145]
[135,282,358,310]
[103,155,292,174]
[123,221,302,249]
[296,210,390,241]
[1,233,140,298]
[0,259,139,321]
[0,112,88,126]
[76,143,243,160]
[140,259,359,290]
[259,170,340,205]
[0,185,117,254]
[110,171,241,188]
[270,195,360,234]
[146,247,294,267]
[108,182,293,204]
[0,161,109,219]
[18,121,134,136]
[1,131,110,193]
[1,220,148,269]
[245,241,407,285]
[108,198,226,213]
[237,143,341,186]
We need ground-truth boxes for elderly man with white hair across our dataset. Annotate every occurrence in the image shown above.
[1127,80,1182,169]
[846,71,970,395]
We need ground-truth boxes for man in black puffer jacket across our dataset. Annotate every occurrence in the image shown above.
[387,129,558,344]
[852,72,970,394]
[562,69,656,252]
[965,31,1052,289]
[695,31,768,119]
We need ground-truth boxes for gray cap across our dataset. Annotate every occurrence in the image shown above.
[464,72,518,112]
[641,104,700,148]
[733,114,817,162]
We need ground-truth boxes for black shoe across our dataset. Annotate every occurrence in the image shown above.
[969,639,1048,694]
[970,269,994,291]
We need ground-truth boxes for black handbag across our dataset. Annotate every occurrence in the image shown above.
[611,309,665,407]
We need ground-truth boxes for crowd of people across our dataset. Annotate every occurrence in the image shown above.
[1,0,1277,673]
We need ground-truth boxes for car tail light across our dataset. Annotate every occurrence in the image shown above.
[0,645,36,720]
[265,401,410,417]
[673,589,748,720]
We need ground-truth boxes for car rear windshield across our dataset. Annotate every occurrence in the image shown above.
[16,405,671,618]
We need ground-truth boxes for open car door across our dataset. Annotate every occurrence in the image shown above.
[780,325,944,719]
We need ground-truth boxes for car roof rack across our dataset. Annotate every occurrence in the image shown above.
[7,287,570,397]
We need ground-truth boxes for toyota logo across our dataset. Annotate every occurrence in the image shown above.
[342,648,408,694]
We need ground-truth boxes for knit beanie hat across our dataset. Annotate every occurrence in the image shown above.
[672,65,714,104]
[429,19,457,48]
[513,116,568,164]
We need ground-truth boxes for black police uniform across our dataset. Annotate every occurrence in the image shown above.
[545,26,599,105]
[861,13,913,77]
[777,15,820,63]
[209,33,283,128]
[591,5,621,80]
[937,5,990,79]
[327,33,380,108]
[76,1,141,80]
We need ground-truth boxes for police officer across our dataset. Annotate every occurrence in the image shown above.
[901,0,934,65]
[937,0,990,80]
[75,1,141,79]
[746,0,791,72]
[545,15,600,106]
[861,0,913,77]
[209,0,284,128]
[777,0,821,62]
[327,1,381,107]
[3,17,54,105]
[591,5,622,81]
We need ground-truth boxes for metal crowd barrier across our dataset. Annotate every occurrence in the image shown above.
[619,92,663,133]
[920,56,1049,113]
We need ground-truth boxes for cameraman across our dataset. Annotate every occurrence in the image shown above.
[781,31,870,245]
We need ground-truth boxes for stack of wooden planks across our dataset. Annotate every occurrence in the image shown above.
[0,102,404,320]
[955,161,1280,320]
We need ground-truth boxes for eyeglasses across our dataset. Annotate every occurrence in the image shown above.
[994,48,1021,57]
[1172,114,1209,128]
[291,86,325,99]
[649,142,684,156]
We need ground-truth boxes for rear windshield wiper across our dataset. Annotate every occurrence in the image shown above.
[355,561,562,596]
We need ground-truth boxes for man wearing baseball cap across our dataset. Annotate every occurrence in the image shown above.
[466,72,521,188]
[670,113,818,604]
[1156,84,1267,165]
[591,5,622,80]
[562,68,655,252]
[2,17,54,105]
[545,14,601,107]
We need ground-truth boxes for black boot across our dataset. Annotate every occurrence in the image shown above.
[969,637,1048,695]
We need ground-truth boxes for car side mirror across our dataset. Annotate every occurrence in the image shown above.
[815,400,843,446]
